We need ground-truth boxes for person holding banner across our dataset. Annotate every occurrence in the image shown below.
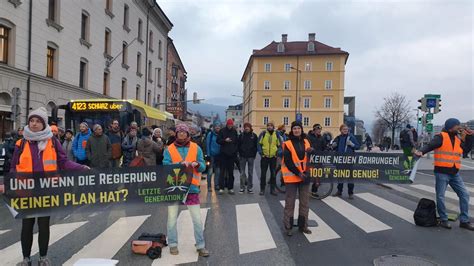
[163,123,210,257]
[5,107,89,266]
[282,121,312,236]
[415,118,473,231]
[332,124,360,199]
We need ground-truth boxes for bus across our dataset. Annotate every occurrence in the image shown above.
[52,99,176,133]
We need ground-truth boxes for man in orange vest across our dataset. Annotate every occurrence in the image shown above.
[415,118,473,230]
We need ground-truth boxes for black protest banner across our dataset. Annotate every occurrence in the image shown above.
[307,152,418,183]
[2,164,192,219]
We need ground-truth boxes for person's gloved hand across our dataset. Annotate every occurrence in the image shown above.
[191,161,199,168]
[299,173,310,185]
[346,139,355,147]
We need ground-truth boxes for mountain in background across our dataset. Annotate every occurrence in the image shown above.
[187,102,227,119]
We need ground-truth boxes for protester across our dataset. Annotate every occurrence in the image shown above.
[217,119,239,194]
[258,122,281,196]
[237,123,258,194]
[121,128,138,167]
[191,125,204,149]
[17,126,24,140]
[72,122,91,165]
[332,124,360,199]
[62,129,75,161]
[153,128,165,165]
[107,120,123,167]
[282,121,312,236]
[6,107,88,266]
[276,124,288,142]
[400,124,416,169]
[50,125,59,139]
[2,131,17,174]
[163,123,209,257]
[58,127,65,144]
[166,126,176,146]
[415,118,474,230]
[86,124,112,168]
[307,123,328,198]
[364,133,373,151]
[137,127,162,166]
[205,123,221,191]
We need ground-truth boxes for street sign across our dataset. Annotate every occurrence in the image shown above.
[424,94,441,99]
[426,123,433,132]
[426,113,433,120]
[426,98,436,108]
[296,113,302,122]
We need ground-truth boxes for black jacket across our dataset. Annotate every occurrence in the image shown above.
[307,132,328,152]
[217,126,239,157]
[420,130,472,175]
[283,134,307,177]
[238,131,258,158]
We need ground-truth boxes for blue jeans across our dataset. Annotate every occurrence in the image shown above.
[239,157,255,189]
[207,156,220,189]
[167,204,205,249]
[435,172,470,223]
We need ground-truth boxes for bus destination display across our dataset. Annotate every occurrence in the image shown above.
[71,102,126,112]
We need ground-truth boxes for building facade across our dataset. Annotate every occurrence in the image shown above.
[165,37,186,120]
[0,0,172,138]
[226,103,243,131]
[241,33,348,136]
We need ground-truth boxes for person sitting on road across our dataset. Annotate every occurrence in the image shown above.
[415,118,474,231]
[282,121,312,236]
[163,123,210,257]
[2,107,88,266]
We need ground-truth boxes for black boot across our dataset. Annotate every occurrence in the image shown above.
[298,215,312,234]
[286,217,294,236]
[270,185,277,196]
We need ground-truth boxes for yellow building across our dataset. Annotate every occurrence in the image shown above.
[241,33,349,136]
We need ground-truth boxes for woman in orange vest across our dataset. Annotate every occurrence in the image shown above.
[282,121,312,236]
[3,107,89,266]
[163,123,210,257]
[415,118,473,231]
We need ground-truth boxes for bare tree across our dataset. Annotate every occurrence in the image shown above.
[372,118,388,144]
[375,93,413,146]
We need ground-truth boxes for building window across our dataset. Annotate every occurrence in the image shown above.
[324,117,331,127]
[122,42,128,66]
[284,63,291,72]
[0,26,9,64]
[325,80,332,90]
[46,44,57,79]
[147,90,151,105]
[304,80,311,90]
[283,117,289,126]
[325,97,332,108]
[264,98,270,108]
[136,52,142,75]
[264,80,270,90]
[121,78,127,99]
[149,31,153,52]
[138,19,143,42]
[303,98,310,108]
[304,62,311,71]
[283,98,290,108]
[303,117,310,127]
[48,0,58,22]
[148,60,152,82]
[104,28,111,56]
[136,85,140,100]
[265,63,271,72]
[105,0,113,13]
[158,40,162,59]
[263,116,269,125]
[103,72,110,96]
[80,11,90,43]
[123,4,129,31]
[284,80,290,90]
[79,58,88,89]
[326,61,333,71]
[157,68,162,86]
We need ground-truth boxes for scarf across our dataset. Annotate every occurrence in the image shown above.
[23,125,53,153]
[174,137,191,147]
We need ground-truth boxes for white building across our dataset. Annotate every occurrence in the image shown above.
[0,0,172,137]
[226,103,243,131]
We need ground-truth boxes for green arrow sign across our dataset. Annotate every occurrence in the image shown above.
[426,113,433,120]
[426,123,433,132]
[424,94,441,99]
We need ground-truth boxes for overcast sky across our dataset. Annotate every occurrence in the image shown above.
[159,0,473,128]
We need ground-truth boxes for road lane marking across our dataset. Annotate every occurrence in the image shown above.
[63,215,149,266]
[237,203,276,254]
[279,200,340,242]
[0,221,87,264]
[356,193,414,225]
[0,230,9,235]
[155,208,209,266]
[411,184,474,206]
[322,197,392,233]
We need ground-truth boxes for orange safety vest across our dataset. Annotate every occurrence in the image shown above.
[15,139,58,173]
[281,139,310,183]
[167,142,201,187]
[434,132,462,169]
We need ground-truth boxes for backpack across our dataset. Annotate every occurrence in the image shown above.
[413,198,437,227]
[399,129,410,145]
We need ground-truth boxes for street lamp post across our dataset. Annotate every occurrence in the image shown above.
[290,66,302,122]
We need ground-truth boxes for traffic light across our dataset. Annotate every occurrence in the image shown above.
[417,97,427,112]
[417,117,422,124]
[434,98,441,114]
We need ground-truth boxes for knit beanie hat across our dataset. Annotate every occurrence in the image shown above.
[92,124,102,132]
[28,107,48,128]
[291,121,303,130]
[176,123,189,134]
[243,122,252,130]
[444,118,461,131]
[226,119,234,126]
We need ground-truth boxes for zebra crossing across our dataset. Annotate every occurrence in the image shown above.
[0,182,473,265]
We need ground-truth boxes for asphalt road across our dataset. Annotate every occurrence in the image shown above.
[0,156,473,265]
